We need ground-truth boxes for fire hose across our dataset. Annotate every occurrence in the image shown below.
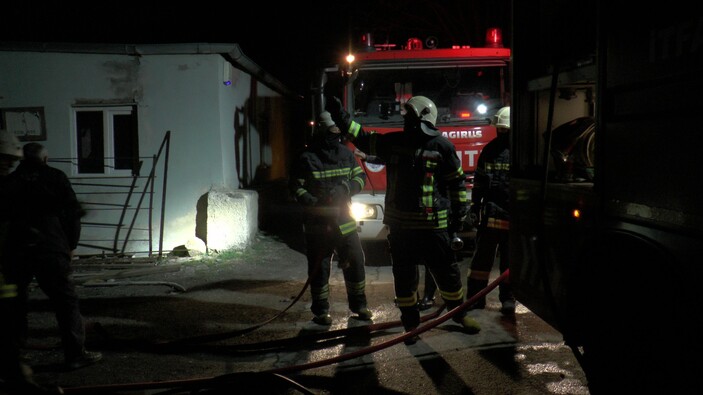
[62,270,509,394]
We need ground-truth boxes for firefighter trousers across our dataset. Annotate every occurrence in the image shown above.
[4,251,88,360]
[387,228,466,331]
[304,228,367,316]
[466,226,511,308]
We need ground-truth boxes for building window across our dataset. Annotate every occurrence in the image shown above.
[74,106,139,175]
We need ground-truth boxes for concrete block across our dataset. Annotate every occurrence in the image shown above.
[196,186,258,251]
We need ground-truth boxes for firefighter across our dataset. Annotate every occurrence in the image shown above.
[2,142,102,371]
[0,131,63,394]
[328,95,480,342]
[290,111,372,325]
[466,106,515,315]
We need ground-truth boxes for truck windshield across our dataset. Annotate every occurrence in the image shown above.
[351,66,503,126]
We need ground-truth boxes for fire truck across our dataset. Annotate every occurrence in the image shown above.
[311,29,511,258]
[510,1,701,393]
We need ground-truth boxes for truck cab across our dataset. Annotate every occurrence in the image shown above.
[312,32,511,259]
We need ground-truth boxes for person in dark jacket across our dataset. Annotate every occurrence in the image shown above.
[466,106,515,315]
[328,95,480,342]
[3,142,102,371]
[0,133,64,394]
[290,112,372,325]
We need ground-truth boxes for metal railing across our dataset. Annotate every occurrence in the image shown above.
[63,131,171,258]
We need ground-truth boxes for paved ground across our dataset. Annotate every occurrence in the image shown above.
[22,232,590,395]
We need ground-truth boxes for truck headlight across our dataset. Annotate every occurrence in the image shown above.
[350,202,377,220]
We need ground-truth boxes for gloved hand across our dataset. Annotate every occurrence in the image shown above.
[328,183,350,204]
[326,96,350,128]
[300,193,318,207]
[416,149,442,162]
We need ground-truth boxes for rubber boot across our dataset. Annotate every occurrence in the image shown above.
[446,300,481,334]
[349,295,372,320]
[499,284,515,315]
[466,278,488,310]
[311,296,331,325]
[399,306,420,345]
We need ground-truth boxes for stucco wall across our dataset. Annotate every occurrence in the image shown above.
[0,49,290,256]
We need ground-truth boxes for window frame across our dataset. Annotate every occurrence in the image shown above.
[71,105,138,176]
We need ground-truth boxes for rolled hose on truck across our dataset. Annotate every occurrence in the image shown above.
[61,271,510,394]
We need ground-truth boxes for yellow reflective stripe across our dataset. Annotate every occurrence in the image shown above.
[348,121,361,138]
[351,165,365,189]
[295,188,308,198]
[351,166,364,176]
[346,280,366,295]
[339,220,357,235]
[449,189,468,202]
[311,168,353,179]
[421,161,436,208]
[421,185,434,208]
[385,208,448,229]
[487,218,510,230]
[485,163,510,171]
[443,166,465,181]
[396,294,418,307]
[0,283,17,299]
[311,284,330,301]
[386,208,447,221]
[439,288,464,301]
[352,176,365,189]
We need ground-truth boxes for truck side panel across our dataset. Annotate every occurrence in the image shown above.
[510,1,702,392]
[602,14,703,233]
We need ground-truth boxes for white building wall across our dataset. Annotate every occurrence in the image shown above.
[0,50,269,256]
[137,53,226,254]
[219,63,250,189]
[0,51,141,176]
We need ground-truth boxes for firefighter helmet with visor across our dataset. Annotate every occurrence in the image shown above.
[405,96,439,136]
[494,106,510,129]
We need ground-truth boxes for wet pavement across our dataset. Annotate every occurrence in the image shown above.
[22,232,590,394]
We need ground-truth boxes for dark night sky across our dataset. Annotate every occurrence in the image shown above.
[3,1,510,96]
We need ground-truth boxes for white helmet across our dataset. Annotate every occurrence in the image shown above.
[318,111,335,128]
[0,129,22,158]
[405,96,439,136]
[494,106,510,129]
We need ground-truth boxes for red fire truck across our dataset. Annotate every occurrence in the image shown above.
[511,1,701,392]
[311,30,511,257]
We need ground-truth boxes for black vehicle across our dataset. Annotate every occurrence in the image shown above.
[510,1,702,393]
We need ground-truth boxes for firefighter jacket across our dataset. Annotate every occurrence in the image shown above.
[290,134,366,236]
[472,132,510,230]
[341,121,469,230]
[2,160,82,254]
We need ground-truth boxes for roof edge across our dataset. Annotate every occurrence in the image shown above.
[0,41,296,97]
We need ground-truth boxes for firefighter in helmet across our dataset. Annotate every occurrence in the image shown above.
[466,106,515,315]
[289,111,372,325]
[0,130,63,394]
[328,95,480,342]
